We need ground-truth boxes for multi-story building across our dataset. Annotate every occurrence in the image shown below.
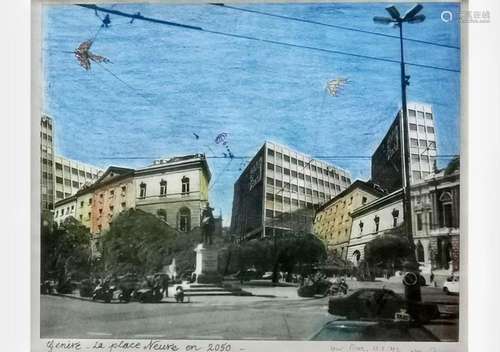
[40,114,102,211]
[54,154,213,238]
[53,155,102,203]
[90,167,136,235]
[313,180,385,259]
[347,189,404,266]
[411,157,460,273]
[53,195,78,226]
[230,141,352,239]
[40,114,55,211]
[372,102,437,193]
[134,154,211,232]
[74,185,95,229]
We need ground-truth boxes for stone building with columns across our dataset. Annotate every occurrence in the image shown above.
[411,158,460,273]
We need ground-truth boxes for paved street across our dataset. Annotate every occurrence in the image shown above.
[41,294,331,340]
[41,281,458,341]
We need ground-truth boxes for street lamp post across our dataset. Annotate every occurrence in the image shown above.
[374,4,425,301]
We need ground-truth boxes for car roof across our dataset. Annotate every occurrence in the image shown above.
[343,288,396,297]
[324,320,380,327]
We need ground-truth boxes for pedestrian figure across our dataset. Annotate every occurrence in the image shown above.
[161,274,169,297]
[174,286,185,303]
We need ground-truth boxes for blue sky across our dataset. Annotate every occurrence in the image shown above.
[43,2,461,225]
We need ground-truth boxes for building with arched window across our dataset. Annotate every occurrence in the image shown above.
[411,158,460,273]
[134,154,211,232]
[313,180,385,260]
[347,189,404,265]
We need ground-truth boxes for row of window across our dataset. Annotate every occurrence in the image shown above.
[56,191,72,199]
[355,210,400,236]
[41,119,53,129]
[265,193,320,208]
[410,138,436,149]
[54,163,98,178]
[139,177,190,198]
[266,187,331,201]
[266,177,341,193]
[267,162,351,183]
[265,209,313,222]
[55,177,85,188]
[412,171,431,181]
[411,154,434,164]
[409,123,435,134]
[267,151,349,178]
[40,132,53,142]
[408,110,433,120]
[55,205,75,217]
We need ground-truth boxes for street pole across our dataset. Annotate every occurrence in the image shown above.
[374,4,426,302]
[398,22,416,260]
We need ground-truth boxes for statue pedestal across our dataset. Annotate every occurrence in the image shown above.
[194,243,222,284]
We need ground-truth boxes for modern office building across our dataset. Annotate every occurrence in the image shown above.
[40,114,102,213]
[134,154,211,232]
[230,141,352,240]
[372,102,437,193]
[313,180,385,259]
[54,155,102,203]
[40,114,55,211]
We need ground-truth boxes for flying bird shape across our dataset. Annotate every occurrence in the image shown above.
[74,39,110,71]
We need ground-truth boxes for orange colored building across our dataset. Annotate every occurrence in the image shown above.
[89,167,135,236]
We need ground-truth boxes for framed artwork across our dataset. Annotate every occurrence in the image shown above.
[31,1,466,351]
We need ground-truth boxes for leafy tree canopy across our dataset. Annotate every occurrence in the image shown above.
[41,216,92,282]
[100,209,178,276]
[364,233,411,268]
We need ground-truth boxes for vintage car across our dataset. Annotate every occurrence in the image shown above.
[443,274,459,295]
[328,288,440,323]
[310,319,439,341]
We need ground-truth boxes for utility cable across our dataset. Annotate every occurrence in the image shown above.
[76,4,460,73]
[210,4,460,50]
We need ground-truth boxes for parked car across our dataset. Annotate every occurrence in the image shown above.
[132,287,163,303]
[231,269,260,281]
[261,272,273,280]
[79,279,94,298]
[92,284,115,303]
[298,279,332,297]
[443,275,459,295]
[328,288,440,323]
[310,319,439,341]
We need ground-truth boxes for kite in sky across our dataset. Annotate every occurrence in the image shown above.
[74,39,110,71]
[326,78,349,96]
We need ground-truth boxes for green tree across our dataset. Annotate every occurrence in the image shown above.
[364,231,411,275]
[41,216,92,284]
[100,209,177,276]
[276,232,326,281]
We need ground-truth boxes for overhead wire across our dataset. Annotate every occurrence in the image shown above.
[91,154,458,160]
[210,3,461,50]
[76,4,460,73]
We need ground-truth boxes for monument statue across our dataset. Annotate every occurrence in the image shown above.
[200,203,215,245]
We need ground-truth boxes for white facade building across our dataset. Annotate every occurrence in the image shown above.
[54,155,102,203]
[407,102,438,183]
[134,154,211,232]
[53,196,78,226]
[347,190,404,266]
[41,114,55,211]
